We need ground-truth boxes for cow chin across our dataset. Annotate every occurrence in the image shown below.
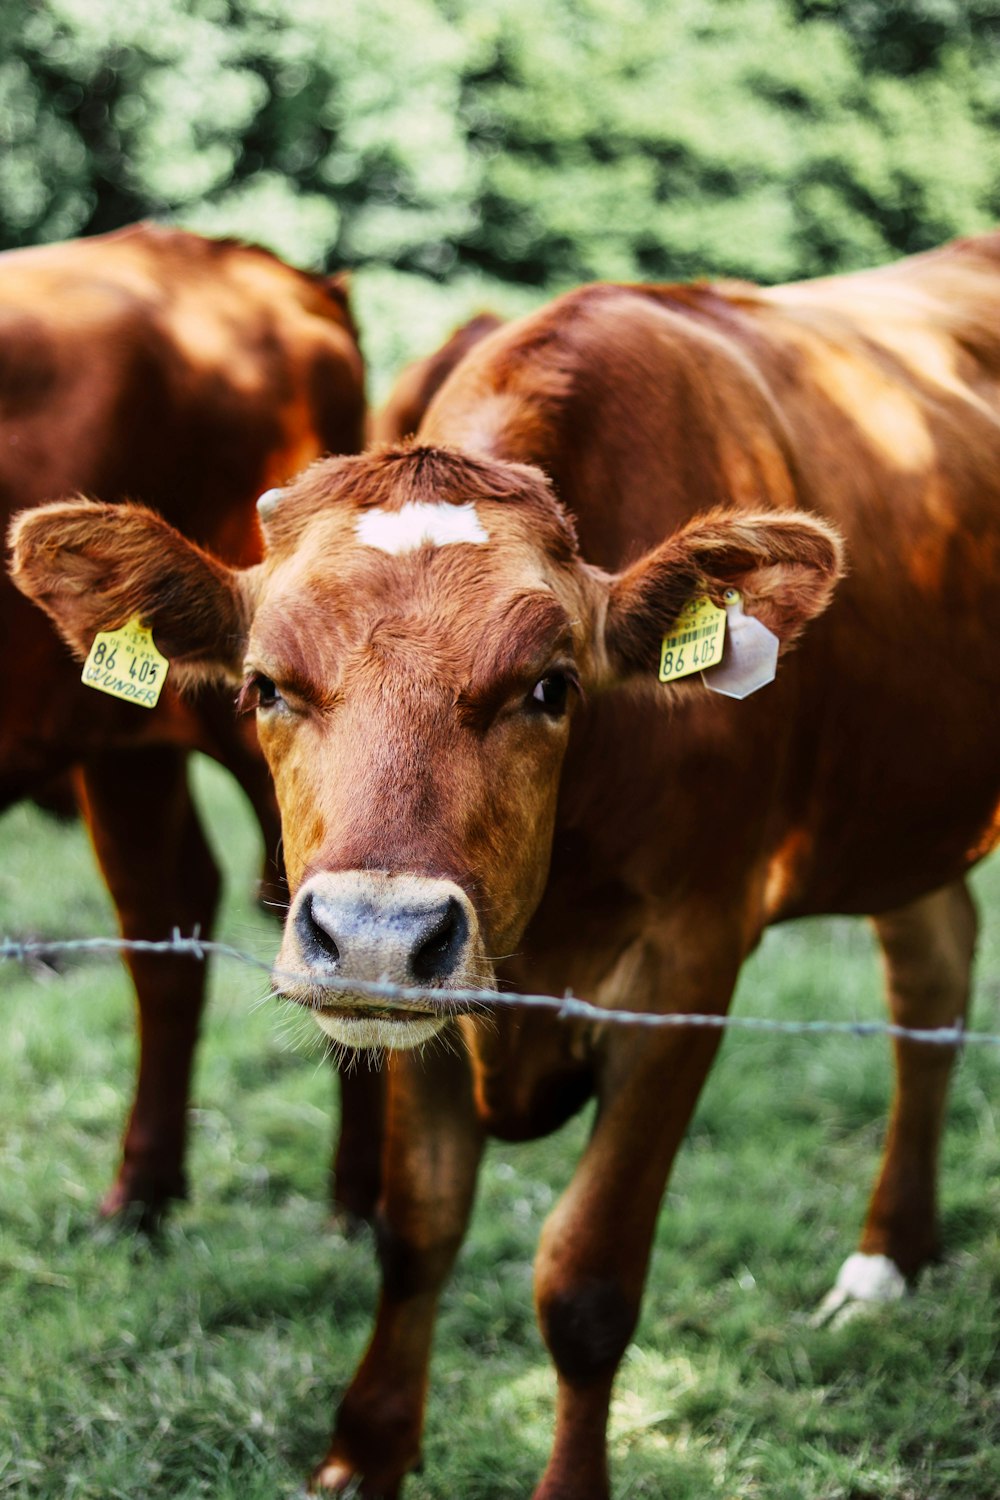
[311,1006,447,1052]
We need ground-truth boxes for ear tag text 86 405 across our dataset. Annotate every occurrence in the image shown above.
[658,596,727,683]
[81,616,169,709]
[702,590,779,699]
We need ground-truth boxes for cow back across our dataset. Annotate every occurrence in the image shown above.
[419,236,1000,943]
[0,223,365,802]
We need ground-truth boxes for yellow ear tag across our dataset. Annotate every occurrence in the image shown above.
[659,595,727,683]
[81,616,169,709]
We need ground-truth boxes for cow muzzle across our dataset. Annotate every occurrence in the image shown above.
[276,871,482,1051]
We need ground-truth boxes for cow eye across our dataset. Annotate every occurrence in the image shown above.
[529,672,570,716]
[256,674,280,709]
[240,672,283,714]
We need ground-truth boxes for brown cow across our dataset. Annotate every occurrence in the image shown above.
[371,312,503,443]
[11,231,1000,1498]
[0,221,380,1227]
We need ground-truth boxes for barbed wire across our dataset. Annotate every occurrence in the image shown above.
[2,930,995,1048]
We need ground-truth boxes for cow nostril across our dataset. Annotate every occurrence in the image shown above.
[410,897,468,984]
[298,893,341,967]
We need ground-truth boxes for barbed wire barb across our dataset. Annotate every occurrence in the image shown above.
[2,932,998,1049]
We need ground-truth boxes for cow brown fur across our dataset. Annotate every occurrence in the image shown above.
[0,222,382,1227]
[11,231,1000,1496]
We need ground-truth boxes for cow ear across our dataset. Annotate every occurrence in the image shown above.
[8,498,252,687]
[603,508,844,683]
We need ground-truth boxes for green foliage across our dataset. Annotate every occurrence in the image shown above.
[457,0,1000,285]
[1,0,997,308]
[796,0,1000,77]
[2,764,1000,1497]
[0,0,475,271]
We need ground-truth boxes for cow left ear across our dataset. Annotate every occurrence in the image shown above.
[8,498,253,688]
[603,508,844,683]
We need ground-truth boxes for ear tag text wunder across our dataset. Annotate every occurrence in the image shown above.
[702,590,779,699]
[81,616,169,709]
[658,596,727,683]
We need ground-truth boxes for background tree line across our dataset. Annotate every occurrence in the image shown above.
[3,0,999,384]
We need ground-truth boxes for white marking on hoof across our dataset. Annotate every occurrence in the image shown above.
[811,1251,907,1329]
[256,487,285,519]
[356,500,489,554]
[310,1459,357,1494]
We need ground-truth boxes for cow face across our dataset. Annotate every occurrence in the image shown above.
[245,450,596,1050]
[9,444,841,1050]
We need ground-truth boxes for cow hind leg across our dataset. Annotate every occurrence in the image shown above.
[76,747,221,1230]
[814,877,977,1324]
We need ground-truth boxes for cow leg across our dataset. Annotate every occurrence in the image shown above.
[531,942,738,1500]
[191,691,286,910]
[816,877,977,1323]
[191,718,381,1228]
[191,719,382,1228]
[311,1043,484,1497]
[76,747,221,1227]
[329,1063,385,1234]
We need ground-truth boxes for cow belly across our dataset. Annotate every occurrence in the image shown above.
[777,671,1000,919]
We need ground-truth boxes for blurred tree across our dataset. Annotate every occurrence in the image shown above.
[795,0,1000,78]
[1,0,998,381]
[0,0,475,268]
[455,0,1000,284]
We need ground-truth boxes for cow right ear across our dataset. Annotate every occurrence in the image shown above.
[7,498,253,687]
[601,506,844,686]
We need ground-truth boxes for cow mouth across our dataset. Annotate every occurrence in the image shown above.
[274,976,484,1052]
[309,999,439,1023]
[307,996,452,1052]
[272,976,457,1051]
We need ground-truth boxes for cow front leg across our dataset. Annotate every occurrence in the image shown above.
[816,877,977,1323]
[312,1041,484,1497]
[76,747,220,1228]
[532,941,739,1500]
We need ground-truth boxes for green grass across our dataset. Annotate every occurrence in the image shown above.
[1,758,998,1499]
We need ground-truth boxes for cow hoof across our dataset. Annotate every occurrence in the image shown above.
[98,1175,185,1237]
[327,1204,374,1241]
[309,1458,400,1497]
[811,1251,906,1328]
[310,1463,360,1496]
[97,1194,165,1238]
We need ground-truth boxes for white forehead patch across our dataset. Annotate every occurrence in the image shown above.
[355,501,489,555]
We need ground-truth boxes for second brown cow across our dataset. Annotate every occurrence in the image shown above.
[12,232,1000,1495]
[0,222,375,1226]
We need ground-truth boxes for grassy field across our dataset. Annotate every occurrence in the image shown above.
[1,756,998,1500]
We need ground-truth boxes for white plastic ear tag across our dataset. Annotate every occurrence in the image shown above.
[702,590,778,699]
[81,616,169,709]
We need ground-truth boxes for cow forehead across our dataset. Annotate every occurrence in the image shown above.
[260,490,558,594]
[255,444,579,565]
[248,503,576,686]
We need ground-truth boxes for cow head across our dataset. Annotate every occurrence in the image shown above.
[9,444,842,1050]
